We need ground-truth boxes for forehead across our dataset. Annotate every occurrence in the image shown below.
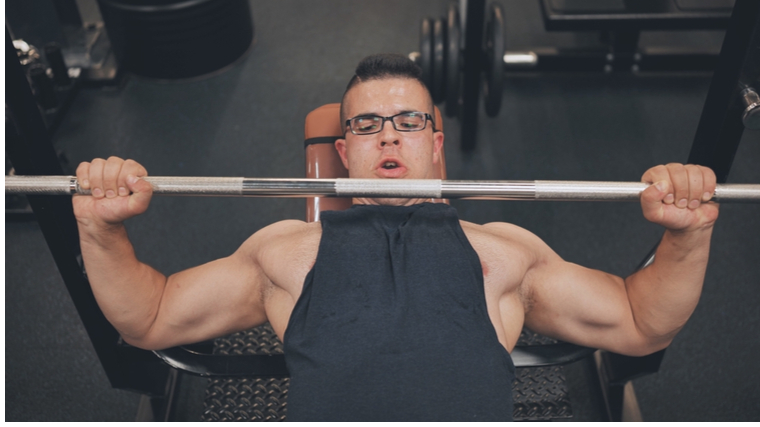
[344,78,431,117]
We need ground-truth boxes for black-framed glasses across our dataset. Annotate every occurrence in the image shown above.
[345,112,436,135]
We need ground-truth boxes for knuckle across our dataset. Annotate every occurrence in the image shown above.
[686,167,701,181]
[669,163,686,174]
[125,159,147,175]
[644,165,667,181]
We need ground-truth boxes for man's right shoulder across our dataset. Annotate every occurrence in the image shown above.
[251,219,322,249]
[232,219,321,269]
[242,220,322,287]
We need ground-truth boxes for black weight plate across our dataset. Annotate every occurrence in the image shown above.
[483,3,504,117]
[445,3,461,117]
[432,18,446,104]
[419,18,434,95]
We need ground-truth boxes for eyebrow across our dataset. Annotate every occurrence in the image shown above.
[351,110,427,118]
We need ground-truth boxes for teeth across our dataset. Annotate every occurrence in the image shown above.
[384,161,398,168]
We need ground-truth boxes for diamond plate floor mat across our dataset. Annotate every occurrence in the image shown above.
[202,324,572,421]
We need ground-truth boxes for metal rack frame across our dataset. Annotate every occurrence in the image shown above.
[5,0,758,421]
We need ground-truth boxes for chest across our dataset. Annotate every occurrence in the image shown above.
[264,219,530,344]
[270,222,530,300]
[462,228,531,299]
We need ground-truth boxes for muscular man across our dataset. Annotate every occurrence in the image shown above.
[73,54,718,421]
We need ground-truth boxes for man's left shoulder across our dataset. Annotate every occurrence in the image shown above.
[460,219,535,242]
[460,220,551,262]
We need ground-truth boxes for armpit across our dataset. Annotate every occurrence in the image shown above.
[518,280,536,314]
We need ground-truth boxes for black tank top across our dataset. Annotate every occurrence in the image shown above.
[283,203,515,421]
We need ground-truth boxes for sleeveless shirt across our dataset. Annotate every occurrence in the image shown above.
[283,203,515,421]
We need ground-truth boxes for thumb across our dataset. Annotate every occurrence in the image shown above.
[641,180,669,203]
[126,174,153,214]
[640,181,669,220]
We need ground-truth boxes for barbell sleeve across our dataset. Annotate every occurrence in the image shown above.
[5,175,760,203]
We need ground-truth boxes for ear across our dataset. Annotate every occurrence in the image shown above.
[432,131,444,165]
[335,138,350,170]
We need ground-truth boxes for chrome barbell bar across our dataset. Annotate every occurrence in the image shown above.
[6,175,760,203]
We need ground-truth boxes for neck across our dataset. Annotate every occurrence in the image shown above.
[353,197,434,206]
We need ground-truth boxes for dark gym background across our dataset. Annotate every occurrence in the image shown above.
[5,0,759,421]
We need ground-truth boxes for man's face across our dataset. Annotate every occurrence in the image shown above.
[335,78,444,206]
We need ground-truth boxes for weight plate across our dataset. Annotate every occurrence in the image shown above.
[445,3,461,118]
[432,18,446,104]
[483,3,504,117]
[419,18,434,95]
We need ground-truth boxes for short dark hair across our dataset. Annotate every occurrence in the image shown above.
[340,53,433,125]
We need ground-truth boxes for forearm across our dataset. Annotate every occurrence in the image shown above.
[78,220,168,343]
[625,225,713,345]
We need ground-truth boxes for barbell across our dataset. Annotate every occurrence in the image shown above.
[6,175,760,203]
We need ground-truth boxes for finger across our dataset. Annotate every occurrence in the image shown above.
[88,158,106,198]
[118,159,148,197]
[701,166,717,202]
[685,164,704,210]
[666,163,690,209]
[75,162,91,190]
[103,157,124,199]
[642,165,673,204]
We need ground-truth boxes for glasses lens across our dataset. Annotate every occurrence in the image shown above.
[351,116,382,134]
[393,112,426,131]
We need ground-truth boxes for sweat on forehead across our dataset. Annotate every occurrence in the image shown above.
[340,77,434,125]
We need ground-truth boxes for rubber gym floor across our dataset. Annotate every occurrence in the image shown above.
[4,0,760,422]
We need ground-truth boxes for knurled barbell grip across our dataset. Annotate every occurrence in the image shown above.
[5,176,760,203]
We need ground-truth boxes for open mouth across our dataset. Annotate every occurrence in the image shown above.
[382,161,399,170]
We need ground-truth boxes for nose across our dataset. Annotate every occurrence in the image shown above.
[378,118,401,147]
